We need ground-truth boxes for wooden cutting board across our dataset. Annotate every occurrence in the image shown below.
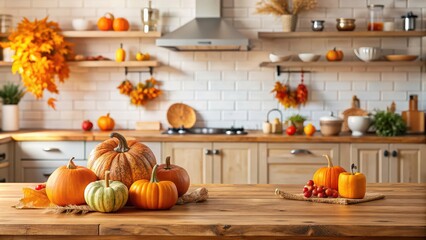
[166,103,197,128]
[341,95,368,132]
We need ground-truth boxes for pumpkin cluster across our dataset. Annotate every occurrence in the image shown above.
[44,132,191,212]
[97,13,130,31]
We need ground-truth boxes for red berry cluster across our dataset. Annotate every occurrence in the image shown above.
[303,180,338,198]
[35,183,46,191]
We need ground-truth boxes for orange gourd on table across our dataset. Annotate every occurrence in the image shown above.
[129,164,178,210]
[87,132,156,189]
[156,156,190,197]
[46,157,98,206]
[312,154,346,190]
[97,13,114,31]
[97,113,115,131]
[113,17,130,31]
[338,163,366,199]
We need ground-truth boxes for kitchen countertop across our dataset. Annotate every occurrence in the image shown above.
[0,129,424,143]
[0,183,424,239]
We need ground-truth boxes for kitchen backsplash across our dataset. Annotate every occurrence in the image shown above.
[0,0,425,130]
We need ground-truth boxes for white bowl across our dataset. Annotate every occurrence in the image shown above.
[354,47,381,62]
[348,116,371,136]
[72,19,92,31]
[269,53,291,62]
[298,53,320,62]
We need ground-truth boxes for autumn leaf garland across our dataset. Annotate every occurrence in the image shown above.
[1,17,73,109]
[117,77,162,106]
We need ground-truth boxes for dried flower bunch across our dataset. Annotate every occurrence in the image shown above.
[1,17,73,109]
[117,77,162,106]
[255,0,317,16]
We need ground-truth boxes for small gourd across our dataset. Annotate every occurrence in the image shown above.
[46,157,98,206]
[97,113,115,131]
[97,13,114,31]
[84,170,128,212]
[338,163,366,199]
[129,164,178,210]
[156,156,190,197]
[113,17,130,31]
[312,154,346,190]
[115,43,126,62]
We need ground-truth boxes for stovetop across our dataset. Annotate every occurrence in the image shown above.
[162,127,248,135]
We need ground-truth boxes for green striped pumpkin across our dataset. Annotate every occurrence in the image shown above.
[84,171,128,213]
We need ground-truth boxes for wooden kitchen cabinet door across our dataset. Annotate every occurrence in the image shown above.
[162,142,213,184]
[349,143,388,183]
[259,143,340,184]
[212,143,258,184]
[388,144,426,183]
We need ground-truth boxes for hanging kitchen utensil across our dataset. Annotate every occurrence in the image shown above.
[341,95,368,132]
[167,103,197,128]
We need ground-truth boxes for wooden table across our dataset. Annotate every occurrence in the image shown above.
[0,183,425,240]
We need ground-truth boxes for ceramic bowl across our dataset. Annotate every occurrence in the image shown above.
[354,47,381,62]
[319,116,343,136]
[72,19,92,31]
[298,53,320,62]
[348,116,371,136]
[269,53,291,62]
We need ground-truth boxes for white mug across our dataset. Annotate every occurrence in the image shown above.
[2,47,14,62]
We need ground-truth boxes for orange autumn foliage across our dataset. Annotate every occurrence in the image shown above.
[1,17,73,109]
[117,77,162,106]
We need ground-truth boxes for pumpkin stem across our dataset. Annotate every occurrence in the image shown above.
[165,156,172,170]
[322,154,334,167]
[351,163,357,175]
[105,170,110,188]
[150,164,159,183]
[66,157,77,169]
[110,132,130,153]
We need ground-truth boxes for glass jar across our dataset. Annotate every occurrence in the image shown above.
[141,1,159,33]
[367,4,384,31]
[0,14,13,34]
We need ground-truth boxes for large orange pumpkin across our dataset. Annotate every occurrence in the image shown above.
[87,132,156,188]
[129,164,178,210]
[312,154,346,190]
[156,156,190,197]
[46,157,98,206]
[97,12,114,31]
[113,17,130,31]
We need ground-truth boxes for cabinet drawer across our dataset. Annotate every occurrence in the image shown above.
[17,141,85,160]
[19,160,87,183]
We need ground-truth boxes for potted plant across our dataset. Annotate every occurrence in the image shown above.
[287,114,307,134]
[0,82,26,131]
[372,110,406,137]
[255,0,317,32]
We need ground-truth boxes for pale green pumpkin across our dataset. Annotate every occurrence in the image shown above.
[84,170,128,213]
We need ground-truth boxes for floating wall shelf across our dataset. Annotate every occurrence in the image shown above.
[258,31,426,39]
[61,31,161,38]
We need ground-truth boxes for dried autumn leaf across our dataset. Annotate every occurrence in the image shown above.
[15,187,55,209]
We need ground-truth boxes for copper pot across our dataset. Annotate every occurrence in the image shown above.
[336,18,356,31]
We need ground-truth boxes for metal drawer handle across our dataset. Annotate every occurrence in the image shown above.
[212,149,220,155]
[205,149,212,155]
[43,147,61,152]
[384,150,389,157]
[290,149,312,155]
[391,150,398,158]
[43,173,52,178]
[0,153,5,161]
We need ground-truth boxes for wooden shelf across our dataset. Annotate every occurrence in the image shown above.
[61,31,161,38]
[0,61,159,68]
[258,31,426,39]
[0,61,12,66]
[260,61,425,69]
[0,33,8,38]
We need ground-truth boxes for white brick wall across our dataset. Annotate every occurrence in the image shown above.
[0,0,425,131]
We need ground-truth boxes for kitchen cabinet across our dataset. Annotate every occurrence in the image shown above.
[258,31,425,72]
[347,143,426,183]
[14,141,86,182]
[258,143,342,184]
[162,142,258,184]
[0,142,12,182]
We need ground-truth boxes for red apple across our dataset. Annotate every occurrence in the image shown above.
[82,120,93,131]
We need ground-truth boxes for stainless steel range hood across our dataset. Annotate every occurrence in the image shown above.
[156,0,249,51]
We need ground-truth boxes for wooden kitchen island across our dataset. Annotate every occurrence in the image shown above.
[0,183,425,240]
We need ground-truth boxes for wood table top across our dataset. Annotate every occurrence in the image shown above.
[1,129,425,143]
[0,183,425,240]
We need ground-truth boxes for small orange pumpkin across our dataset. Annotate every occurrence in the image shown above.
[312,154,346,190]
[46,157,98,206]
[113,17,130,31]
[87,132,156,189]
[156,156,190,197]
[97,113,115,131]
[97,13,114,31]
[129,164,178,210]
[338,163,366,199]
[326,48,344,61]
